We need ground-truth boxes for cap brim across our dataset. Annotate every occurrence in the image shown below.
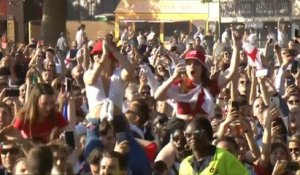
[185,57,205,65]
[90,50,102,55]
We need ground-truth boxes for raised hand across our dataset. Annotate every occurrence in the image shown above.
[171,62,186,79]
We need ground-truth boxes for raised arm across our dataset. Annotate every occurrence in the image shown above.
[274,53,290,96]
[258,77,270,106]
[218,31,241,89]
[82,44,90,71]
[106,36,134,81]
[83,42,108,86]
[249,68,258,105]
[154,62,185,101]
[256,108,273,168]
[240,118,261,161]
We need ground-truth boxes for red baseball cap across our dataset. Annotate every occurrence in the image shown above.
[90,40,103,55]
[185,50,205,65]
[90,40,116,60]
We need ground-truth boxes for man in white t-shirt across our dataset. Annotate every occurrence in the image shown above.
[75,24,87,49]
[194,27,205,42]
[278,19,289,48]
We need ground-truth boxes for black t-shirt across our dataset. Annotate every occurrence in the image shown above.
[14,62,29,85]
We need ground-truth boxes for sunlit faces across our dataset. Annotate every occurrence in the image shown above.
[38,94,56,117]
[270,145,288,166]
[289,141,300,161]
[1,143,21,172]
[185,59,203,83]
[93,54,101,63]
[194,37,201,46]
[171,130,186,153]
[19,84,26,98]
[238,76,250,95]
[99,156,121,175]
[252,98,265,119]
[287,95,300,113]
[41,71,54,83]
[72,41,78,49]
[156,65,167,77]
[184,123,209,151]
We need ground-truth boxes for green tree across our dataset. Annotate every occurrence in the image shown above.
[41,0,67,46]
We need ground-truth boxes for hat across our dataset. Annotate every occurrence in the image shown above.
[185,50,205,65]
[84,125,103,161]
[90,40,103,55]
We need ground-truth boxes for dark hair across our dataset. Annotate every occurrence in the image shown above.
[26,145,53,175]
[215,136,238,152]
[265,142,290,174]
[101,151,127,171]
[128,99,150,125]
[187,117,213,141]
[152,161,167,174]
[99,119,114,136]
[200,64,212,88]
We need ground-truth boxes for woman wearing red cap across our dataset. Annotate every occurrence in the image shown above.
[155,34,242,120]
[84,35,133,121]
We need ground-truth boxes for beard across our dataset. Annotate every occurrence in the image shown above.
[290,106,300,113]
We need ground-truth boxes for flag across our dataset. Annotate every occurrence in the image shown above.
[168,81,215,119]
[243,42,263,69]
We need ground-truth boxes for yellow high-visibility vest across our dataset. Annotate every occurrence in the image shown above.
[179,148,250,175]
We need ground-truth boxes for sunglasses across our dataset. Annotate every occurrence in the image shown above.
[239,80,249,85]
[172,135,184,142]
[141,91,150,96]
[288,99,300,105]
[1,147,19,155]
[289,147,299,153]
[184,130,204,139]
[154,118,167,126]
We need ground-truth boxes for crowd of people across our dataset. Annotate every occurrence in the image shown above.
[0,19,299,174]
